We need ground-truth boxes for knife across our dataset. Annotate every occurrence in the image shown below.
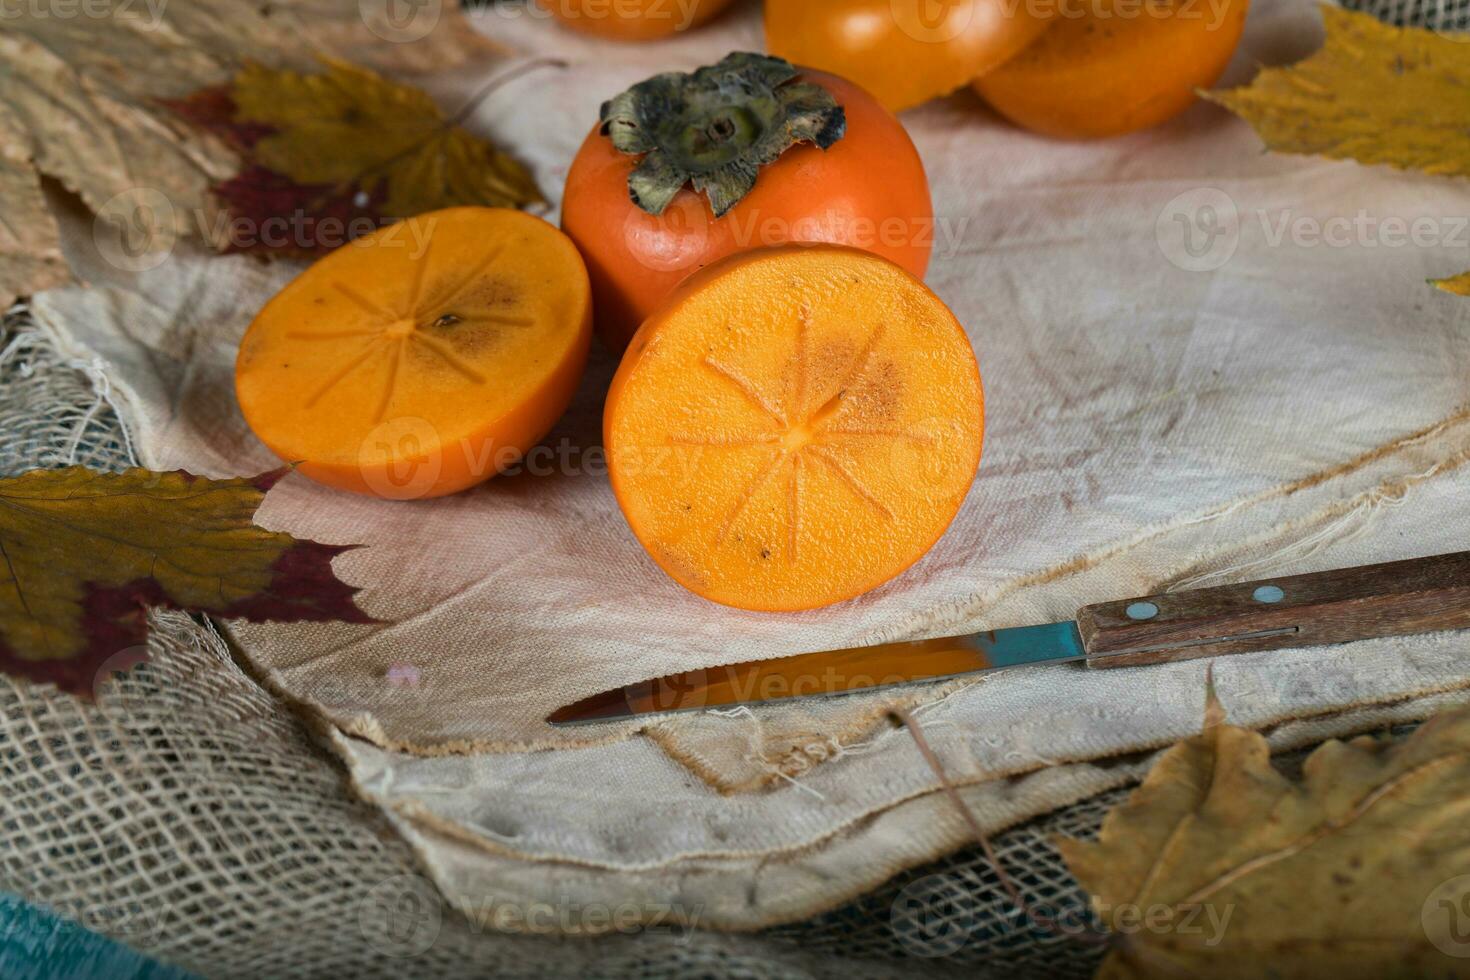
[548,551,1470,726]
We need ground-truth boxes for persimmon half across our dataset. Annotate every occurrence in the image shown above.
[235,208,592,499]
[973,0,1250,139]
[605,244,984,611]
[765,0,1057,113]
[540,0,737,41]
[561,52,933,353]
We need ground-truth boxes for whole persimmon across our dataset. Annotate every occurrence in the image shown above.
[973,0,1250,139]
[765,0,1057,113]
[540,0,737,41]
[561,52,933,352]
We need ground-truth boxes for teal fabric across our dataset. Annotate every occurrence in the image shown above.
[0,893,194,980]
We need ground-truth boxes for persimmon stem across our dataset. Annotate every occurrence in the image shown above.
[600,52,845,217]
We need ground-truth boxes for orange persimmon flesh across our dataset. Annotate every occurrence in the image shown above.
[974,0,1250,139]
[605,245,984,611]
[236,208,591,499]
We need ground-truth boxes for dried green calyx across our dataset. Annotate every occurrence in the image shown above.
[600,52,846,219]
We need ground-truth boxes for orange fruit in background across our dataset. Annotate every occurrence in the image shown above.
[235,208,592,499]
[562,67,933,354]
[541,0,738,40]
[765,0,1057,112]
[973,0,1251,139]
[605,244,984,612]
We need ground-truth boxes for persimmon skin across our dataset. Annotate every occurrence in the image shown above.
[542,0,736,41]
[235,208,592,499]
[562,70,933,354]
[765,0,1056,112]
[974,0,1250,139]
[605,245,984,612]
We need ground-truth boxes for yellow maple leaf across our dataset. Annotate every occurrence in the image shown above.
[0,467,370,696]
[231,59,542,219]
[1208,6,1470,179]
[1058,688,1470,978]
[1431,271,1470,296]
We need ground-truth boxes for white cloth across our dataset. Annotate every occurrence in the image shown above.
[31,0,1470,930]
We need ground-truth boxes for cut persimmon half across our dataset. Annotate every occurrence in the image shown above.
[605,244,984,611]
[235,208,592,499]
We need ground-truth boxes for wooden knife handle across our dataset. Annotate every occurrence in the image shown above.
[1080,551,1470,669]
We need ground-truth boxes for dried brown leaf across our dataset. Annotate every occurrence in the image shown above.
[1059,696,1470,978]
[0,0,500,302]
[0,105,69,306]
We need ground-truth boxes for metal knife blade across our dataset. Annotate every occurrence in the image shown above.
[547,550,1470,726]
[546,620,1084,726]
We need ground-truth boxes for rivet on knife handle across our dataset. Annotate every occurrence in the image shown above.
[1080,551,1470,669]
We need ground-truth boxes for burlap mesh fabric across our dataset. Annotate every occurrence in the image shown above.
[1346,0,1470,29]
[2,0,1466,975]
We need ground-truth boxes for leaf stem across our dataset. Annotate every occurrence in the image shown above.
[447,56,569,129]
[892,706,1111,947]
[303,57,567,223]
